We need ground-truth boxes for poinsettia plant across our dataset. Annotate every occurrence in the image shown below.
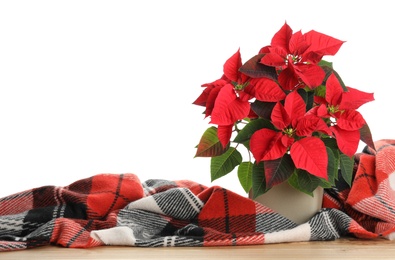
[193,22,375,198]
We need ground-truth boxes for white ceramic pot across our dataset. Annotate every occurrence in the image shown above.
[251,181,323,225]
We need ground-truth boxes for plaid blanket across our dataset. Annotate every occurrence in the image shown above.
[1,140,395,251]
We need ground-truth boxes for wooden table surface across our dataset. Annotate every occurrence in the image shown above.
[0,237,394,260]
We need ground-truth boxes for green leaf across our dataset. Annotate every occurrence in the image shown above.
[264,154,295,188]
[251,161,266,199]
[323,141,340,181]
[326,146,338,185]
[288,169,320,197]
[318,178,334,189]
[318,59,333,68]
[237,161,254,193]
[195,126,228,157]
[339,153,354,187]
[250,100,276,120]
[322,138,338,151]
[333,71,347,91]
[241,140,250,151]
[320,60,347,91]
[239,54,278,80]
[314,85,326,99]
[360,123,376,152]
[211,147,242,181]
[320,61,334,82]
[233,118,273,143]
[297,88,314,111]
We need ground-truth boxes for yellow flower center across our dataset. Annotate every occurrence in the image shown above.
[328,104,341,114]
[283,127,295,137]
[234,84,244,91]
[285,54,302,65]
[233,81,249,91]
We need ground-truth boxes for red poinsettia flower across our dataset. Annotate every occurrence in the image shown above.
[193,22,376,196]
[194,49,256,147]
[210,49,254,126]
[313,73,374,156]
[192,77,228,118]
[250,91,330,179]
[259,22,344,91]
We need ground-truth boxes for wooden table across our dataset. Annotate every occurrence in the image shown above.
[0,237,394,260]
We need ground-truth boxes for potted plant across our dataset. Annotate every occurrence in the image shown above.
[193,22,375,223]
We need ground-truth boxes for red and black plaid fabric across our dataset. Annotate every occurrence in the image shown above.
[322,139,395,239]
[1,140,395,251]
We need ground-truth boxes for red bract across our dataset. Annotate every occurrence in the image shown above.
[250,91,330,179]
[314,73,374,156]
[259,22,344,91]
[210,50,254,126]
[210,83,250,126]
[249,77,286,102]
[195,49,255,147]
[192,78,228,118]
[217,124,233,148]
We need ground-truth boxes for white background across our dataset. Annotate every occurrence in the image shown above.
[0,0,392,197]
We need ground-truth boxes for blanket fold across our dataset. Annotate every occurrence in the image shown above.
[1,139,395,251]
